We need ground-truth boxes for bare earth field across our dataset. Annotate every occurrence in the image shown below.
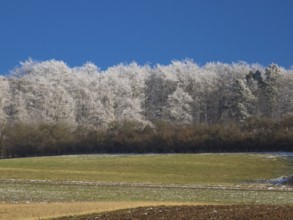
[58,205,293,220]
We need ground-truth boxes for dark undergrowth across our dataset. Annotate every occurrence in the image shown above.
[1,116,293,158]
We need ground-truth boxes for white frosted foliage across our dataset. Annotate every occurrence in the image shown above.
[167,87,193,124]
[0,59,292,127]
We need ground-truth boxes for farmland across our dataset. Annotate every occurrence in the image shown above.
[0,154,293,219]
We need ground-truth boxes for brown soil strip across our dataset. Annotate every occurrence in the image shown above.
[58,205,293,220]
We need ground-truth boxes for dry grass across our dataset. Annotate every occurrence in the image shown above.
[0,201,205,220]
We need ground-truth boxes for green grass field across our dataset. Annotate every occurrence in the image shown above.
[0,154,291,184]
[0,153,293,219]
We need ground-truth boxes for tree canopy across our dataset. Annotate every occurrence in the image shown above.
[0,59,292,128]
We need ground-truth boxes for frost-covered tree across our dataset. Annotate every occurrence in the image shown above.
[145,67,177,120]
[104,63,147,125]
[166,86,193,124]
[257,64,281,118]
[230,79,256,122]
[0,76,10,124]
[277,71,293,117]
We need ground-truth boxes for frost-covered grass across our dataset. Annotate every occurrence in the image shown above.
[0,154,291,185]
[1,181,293,205]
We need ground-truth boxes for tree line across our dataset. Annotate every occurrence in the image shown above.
[0,59,292,127]
[0,59,293,157]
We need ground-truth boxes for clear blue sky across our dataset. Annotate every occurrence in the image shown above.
[0,0,292,74]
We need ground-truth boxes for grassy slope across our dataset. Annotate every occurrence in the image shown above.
[1,154,293,220]
[0,154,290,185]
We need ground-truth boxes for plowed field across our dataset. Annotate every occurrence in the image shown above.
[68,205,293,220]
